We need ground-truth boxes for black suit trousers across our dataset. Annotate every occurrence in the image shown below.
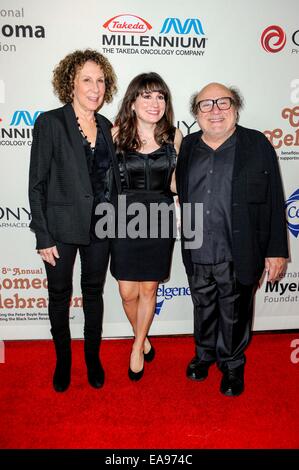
[188,262,256,370]
[44,239,110,352]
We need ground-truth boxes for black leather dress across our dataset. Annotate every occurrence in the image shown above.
[110,133,177,281]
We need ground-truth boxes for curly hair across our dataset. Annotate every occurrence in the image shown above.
[190,84,244,121]
[52,49,117,104]
[114,72,174,152]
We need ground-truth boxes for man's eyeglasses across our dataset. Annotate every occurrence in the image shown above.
[196,97,235,113]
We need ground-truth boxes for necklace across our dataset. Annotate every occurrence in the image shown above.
[76,115,98,150]
[140,135,153,146]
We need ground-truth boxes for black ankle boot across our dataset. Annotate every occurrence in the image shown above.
[85,351,105,389]
[51,328,71,392]
[53,351,71,392]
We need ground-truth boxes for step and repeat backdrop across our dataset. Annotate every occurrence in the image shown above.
[0,0,298,339]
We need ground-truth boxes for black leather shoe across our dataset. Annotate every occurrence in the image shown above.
[186,357,210,381]
[128,366,144,381]
[144,341,155,362]
[53,361,71,392]
[220,366,244,397]
[85,353,105,389]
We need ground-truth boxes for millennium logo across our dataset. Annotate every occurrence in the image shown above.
[285,188,299,238]
[0,110,43,145]
[10,110,43,126]
[160,18,204,35]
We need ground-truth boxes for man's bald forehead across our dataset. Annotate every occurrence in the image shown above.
[197,82,232,100]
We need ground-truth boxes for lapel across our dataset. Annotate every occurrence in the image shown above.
[233,125,252,179]
[95,114,121,194]
[63,103,93,194]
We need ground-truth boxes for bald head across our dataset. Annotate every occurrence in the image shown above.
[198,82,231,100]
[190,82,244,148]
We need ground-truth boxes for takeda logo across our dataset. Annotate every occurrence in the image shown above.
[103,14,152,33]
[261,25,286,53]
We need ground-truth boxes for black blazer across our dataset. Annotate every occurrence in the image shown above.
[29,103,121,249]
[176,125,289,285]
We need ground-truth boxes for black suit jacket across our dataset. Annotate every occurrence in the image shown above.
[176,125,289,285]
[29,103,121,249]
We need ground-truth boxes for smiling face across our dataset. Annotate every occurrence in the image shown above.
[72,60,105,112]
[195,83,237,146]
[132,90,166,125]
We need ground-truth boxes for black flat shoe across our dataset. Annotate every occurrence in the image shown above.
[144,344,155,362]
[128,366,144,381]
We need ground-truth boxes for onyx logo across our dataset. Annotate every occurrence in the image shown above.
[0,207,31,228]
[177,120,197,136]
[1,24,45,38]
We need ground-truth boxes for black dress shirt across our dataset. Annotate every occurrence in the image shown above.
[188,132,236,264]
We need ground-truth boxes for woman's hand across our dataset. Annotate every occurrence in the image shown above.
[38,246,60,266]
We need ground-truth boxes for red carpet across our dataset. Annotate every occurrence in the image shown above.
[0,334,298,449]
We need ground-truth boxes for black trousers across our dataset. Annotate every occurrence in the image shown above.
[44,239,110,352]
[188,261,256,370]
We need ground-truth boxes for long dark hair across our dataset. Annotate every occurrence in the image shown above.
[114,72,174,152]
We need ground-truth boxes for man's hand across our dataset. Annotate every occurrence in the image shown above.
[265,257,287,283]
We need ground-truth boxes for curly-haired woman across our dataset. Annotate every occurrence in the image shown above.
[29,49,120,392]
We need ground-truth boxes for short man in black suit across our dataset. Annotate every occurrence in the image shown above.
[176,83,288,396]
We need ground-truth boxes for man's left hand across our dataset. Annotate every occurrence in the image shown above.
[265,257,287,283]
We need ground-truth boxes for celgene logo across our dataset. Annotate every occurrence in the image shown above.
[160,18,204,35]
[285,188,299,238]
[155,299,164,315]
[103,14,152,33]
[261,25,286,53]
[155,284,191,315]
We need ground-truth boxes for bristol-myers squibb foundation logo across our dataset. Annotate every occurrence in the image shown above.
[285,188,299,238]
[103,14,152,33]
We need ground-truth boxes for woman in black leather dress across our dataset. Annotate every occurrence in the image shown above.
[110,72,182,380]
